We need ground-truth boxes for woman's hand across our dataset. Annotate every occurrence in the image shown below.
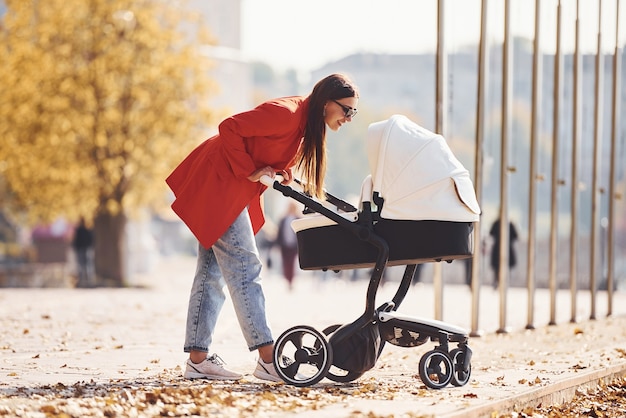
[278,168,293,185]
[248,166,293,185]
[247,166,276,183]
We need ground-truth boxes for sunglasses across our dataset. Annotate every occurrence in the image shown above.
[332,99,358,118]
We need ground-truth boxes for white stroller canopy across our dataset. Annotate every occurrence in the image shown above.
[365,115,481,222]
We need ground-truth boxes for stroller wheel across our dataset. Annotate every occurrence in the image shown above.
[418,349,453,389]
[273,325,333,387]
[449,348,472,387]
[319,324,364,383]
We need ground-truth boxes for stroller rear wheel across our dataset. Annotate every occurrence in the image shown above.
[449,348,472,386]
[418,349,453,389]
[320,324,364,383]
[273,325,333,387]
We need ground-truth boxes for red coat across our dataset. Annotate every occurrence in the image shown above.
[166,96,309,249]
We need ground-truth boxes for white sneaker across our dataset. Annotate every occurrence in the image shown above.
[253,358,284,382]
[183,354,242,380]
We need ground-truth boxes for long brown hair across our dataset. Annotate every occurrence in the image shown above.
[297,73,359,198]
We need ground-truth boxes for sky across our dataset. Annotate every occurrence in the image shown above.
[240,0,623,74]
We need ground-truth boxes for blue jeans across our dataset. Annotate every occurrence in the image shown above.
[184,208,273,353]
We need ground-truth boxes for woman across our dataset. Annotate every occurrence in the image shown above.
[166,73,359,381]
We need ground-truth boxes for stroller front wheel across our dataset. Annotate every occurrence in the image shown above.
[449,348,472,386]
[273,325,333,387]
[418,349,453,389]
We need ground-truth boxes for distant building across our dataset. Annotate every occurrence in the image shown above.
[187,0,252,118]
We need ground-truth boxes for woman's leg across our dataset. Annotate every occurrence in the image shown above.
[184,242,226,359]
[182,239,244,380]
[212,208,274,360]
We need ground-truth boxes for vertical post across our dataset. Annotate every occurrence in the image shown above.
[434,0,447,321]
[526,0,542,330]
[570,0,582,323]
[607,0,622,316]
[471,0,489,338]
[549,0,564,326]
[497,0,512,334]
[590,0,604,320]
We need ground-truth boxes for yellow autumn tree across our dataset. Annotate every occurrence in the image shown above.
[0,0,218,285]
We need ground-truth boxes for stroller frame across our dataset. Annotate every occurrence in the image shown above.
[263,176,473,389]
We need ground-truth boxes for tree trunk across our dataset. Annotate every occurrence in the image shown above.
[93,211,127,287]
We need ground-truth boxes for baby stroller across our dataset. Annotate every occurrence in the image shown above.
[260,115,481,389]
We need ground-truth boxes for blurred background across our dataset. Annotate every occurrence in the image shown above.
[0,0,624,297]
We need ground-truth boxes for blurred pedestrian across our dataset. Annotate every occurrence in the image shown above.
[276,201,300,291]
[255,221,276,270]
[489,218,518,288]
[166,73,359,382]
[72,217,94,287]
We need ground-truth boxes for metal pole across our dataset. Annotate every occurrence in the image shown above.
[526,0,542,330]
[590,0,604,320]
[434,0,447,321]
[570,0,582,323]
[549,0,564,326]
[471,0,489,338]
[497,0,512,334]
[607,0,622,316]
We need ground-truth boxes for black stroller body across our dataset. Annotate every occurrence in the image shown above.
[261,115,481,389]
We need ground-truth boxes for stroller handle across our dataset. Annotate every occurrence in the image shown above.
[259,174,284,187]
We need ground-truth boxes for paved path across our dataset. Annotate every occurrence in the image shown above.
[1,255,626,417]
